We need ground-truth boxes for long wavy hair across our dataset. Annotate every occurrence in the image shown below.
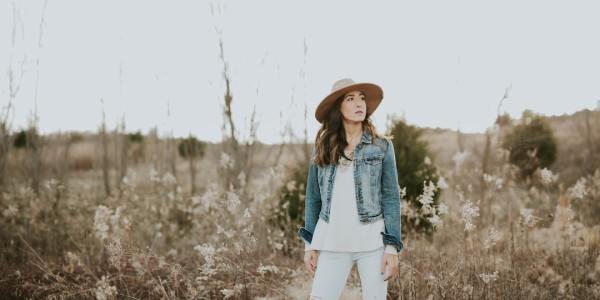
[313,95,388,167]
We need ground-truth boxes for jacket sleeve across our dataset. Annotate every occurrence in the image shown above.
[297,146,322,245]
[380,138,404,253]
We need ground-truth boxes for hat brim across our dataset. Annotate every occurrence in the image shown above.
[315,82,383,123]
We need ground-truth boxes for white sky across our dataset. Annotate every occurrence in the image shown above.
[1,0,599,144]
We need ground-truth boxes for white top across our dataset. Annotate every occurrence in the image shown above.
[305,159,398,255]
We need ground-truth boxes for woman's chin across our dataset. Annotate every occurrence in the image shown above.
[344,118,364,123]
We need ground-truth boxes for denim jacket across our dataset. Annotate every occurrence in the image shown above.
[297,129,404,253]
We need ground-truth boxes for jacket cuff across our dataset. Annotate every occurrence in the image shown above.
[381,232,404,252]
[298,227,313,245]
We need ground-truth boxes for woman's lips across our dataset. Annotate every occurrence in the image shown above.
[355,111,364,114]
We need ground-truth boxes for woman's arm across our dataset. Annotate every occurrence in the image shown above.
[297,147,322,245]
[380,138,404,253]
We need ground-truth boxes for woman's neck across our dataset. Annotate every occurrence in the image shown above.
[343,121,363,147]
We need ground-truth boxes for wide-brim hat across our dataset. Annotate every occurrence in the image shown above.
[315,78,383,123]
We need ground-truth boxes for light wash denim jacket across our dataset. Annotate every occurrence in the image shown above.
[298,129,405,253]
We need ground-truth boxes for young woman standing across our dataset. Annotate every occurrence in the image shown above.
[298,78,404,299]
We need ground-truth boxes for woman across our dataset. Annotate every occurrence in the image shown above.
[298,78,404,299]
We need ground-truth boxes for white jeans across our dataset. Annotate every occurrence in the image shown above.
[309,246,388,300]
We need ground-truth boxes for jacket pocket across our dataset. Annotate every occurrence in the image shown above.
[365,155,383,165]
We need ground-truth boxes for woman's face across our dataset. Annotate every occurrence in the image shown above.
[340,90,366,123]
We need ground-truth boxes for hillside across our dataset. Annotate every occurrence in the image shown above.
[420,109,600,184]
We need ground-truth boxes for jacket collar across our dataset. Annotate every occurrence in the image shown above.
[361,127,372,144]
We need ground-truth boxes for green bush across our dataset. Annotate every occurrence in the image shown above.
[269,158,308,255]
[177,136,206,159]
[277,163,306,218]
[502,111,557,180]
[127,130,144,143]
[12,128,40,149]
[389,120,441,236]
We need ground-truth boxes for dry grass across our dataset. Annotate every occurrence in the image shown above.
[1,112,600,299]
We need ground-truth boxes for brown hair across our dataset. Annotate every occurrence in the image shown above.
[313,95,387,167]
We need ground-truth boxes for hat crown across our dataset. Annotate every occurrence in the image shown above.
[331,78,356,93]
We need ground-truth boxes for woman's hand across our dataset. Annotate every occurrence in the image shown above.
[381,253,399,281]
[304,250,319,275]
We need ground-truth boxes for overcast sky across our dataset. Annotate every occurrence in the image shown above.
[2,0,600,144]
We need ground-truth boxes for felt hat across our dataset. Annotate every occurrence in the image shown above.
[315,78,383,123]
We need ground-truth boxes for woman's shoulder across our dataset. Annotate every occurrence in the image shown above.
[371,133,394,150]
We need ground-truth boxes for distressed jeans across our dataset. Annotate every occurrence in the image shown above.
[309,246,388,300]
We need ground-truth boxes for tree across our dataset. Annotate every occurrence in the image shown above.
[389,120,441,236]
[177,136,206,159]
[502,112,557,181]
[13,129,31,149]
[178,136,206,194]
[127,130,144,143]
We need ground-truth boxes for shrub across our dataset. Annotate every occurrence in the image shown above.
[177,136,206,159]
[502,111,557,181]
[127,130,144,143]
[13,129,34,149]
[389,119,441,236]
[269,158,308,255]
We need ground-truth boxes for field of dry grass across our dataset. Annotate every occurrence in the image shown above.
[1,110,600,300]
